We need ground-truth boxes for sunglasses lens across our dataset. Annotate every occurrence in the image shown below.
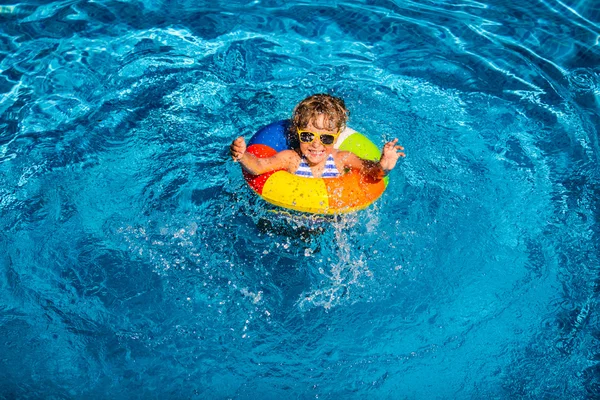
[299,132,314,143]
[320,134,335,145]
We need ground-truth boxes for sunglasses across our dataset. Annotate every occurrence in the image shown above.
[297,128,339,145]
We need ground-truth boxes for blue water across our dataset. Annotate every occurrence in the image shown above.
[1,0,599,398]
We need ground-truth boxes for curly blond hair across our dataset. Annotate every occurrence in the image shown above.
[291,94,348,132]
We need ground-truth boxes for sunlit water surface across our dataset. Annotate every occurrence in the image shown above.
[1,0,599,398]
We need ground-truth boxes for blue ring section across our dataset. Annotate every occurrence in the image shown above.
[248,120,292,152]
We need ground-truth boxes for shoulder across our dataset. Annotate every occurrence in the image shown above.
[274,149,300,173]
[333,150,366,170]
[274,149,301,172]
[277,149,300,160]
[334,150,360,163]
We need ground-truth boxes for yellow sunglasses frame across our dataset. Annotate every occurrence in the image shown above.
[296,128,340,145]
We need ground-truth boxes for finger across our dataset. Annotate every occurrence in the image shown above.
[395,145,404,150]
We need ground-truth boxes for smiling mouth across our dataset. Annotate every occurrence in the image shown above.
[307,149,324,157]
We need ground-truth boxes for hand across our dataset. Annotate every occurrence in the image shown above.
[379,138,405,172]
[230,136,246,161]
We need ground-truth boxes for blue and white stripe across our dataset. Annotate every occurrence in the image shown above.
[294,154,340,178]
[322,155,340,177]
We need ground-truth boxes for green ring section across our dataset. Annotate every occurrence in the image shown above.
[338,132,380,160]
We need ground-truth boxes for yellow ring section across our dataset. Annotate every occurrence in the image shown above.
[262,171,330,213]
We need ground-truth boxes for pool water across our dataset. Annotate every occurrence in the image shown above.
[1,0,599,398]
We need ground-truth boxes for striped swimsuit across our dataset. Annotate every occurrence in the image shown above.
[294,154,340,178]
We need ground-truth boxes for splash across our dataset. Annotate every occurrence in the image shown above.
[297,213,374,310]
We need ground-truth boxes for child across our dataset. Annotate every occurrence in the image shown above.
[230,94,405,180]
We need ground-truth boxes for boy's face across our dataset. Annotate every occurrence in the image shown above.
[298,116,339,165]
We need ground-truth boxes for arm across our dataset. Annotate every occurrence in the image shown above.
[230,136,294,175]
[339,139,405,180]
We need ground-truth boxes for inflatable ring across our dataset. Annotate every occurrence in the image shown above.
[242,120,388,214]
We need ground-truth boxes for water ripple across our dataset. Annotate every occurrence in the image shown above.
[1,0,599,398]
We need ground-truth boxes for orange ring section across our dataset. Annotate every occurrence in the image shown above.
[323,171,386,213]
